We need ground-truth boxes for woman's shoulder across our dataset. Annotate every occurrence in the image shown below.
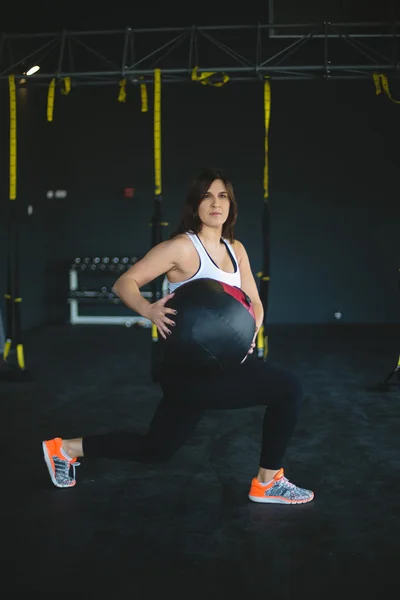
[166,232,195,253]
[230,238,245,252]
[229,239,248,262]
[170,232,191,243]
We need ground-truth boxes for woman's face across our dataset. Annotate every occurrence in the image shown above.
[197,179,231,230]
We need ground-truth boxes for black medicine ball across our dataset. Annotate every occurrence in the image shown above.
[160,277,256,370]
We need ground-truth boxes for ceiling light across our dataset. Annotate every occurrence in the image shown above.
[26,65,40,76]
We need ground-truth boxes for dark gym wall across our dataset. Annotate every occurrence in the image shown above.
[0,77,399,332]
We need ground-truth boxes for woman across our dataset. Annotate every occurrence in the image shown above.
[43,168,314,505]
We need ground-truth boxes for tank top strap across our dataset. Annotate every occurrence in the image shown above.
[222,238,239,270]
[185,232,208,258]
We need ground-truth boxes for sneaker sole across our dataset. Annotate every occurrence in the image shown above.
[42,442,75,488]
[248,493,314,504]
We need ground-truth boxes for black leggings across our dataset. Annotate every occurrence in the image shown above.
[83,357,303,470]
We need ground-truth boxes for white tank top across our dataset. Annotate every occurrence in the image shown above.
[167,231,241,293]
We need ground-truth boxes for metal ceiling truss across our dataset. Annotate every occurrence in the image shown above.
[0,21,399,87]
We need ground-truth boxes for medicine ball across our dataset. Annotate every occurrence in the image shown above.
[161,277,256,370]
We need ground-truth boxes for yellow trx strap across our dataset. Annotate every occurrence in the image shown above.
[151,69,163,346]
[9,75,17,200]
[258,77,272,287]
[4,77,16,361]
[263,77,271,200]
[47,78,56,122]
[257,79,272,284]
[149,69,168,231]
[7,76,25,369]
[257,77,272,358]
[154,68,162,196]
[48,77,71,120]
[191,66,229,87]
[373,73,400,104]
[118,78,127,102]
[61,77,71,95]
[260,79,271,285]
[140,76,148,112]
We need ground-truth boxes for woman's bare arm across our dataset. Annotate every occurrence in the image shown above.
[234,240,264,330]
[112,237,186,320]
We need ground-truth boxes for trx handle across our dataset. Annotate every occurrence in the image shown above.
[117,77,148,111]
[373,73,400,104]
[140,76,148,112]
[154,68,162,196]
[191,66,229,87]
[61,77,71,95]
[151,323,158,342]
[48,77,71,121]
[118,79,127,102]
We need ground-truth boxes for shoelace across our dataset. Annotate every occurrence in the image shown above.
[281,477,296,488]
[55,456,81,481]
[281,477,310,499]
[70,461,81,480]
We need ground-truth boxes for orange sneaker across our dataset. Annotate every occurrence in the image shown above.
[42,437,80,488]
[248,468,314,504]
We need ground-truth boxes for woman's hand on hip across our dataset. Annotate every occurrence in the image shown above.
[147,293,177,339]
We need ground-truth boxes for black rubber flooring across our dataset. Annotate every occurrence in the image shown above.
[1,323,399,598]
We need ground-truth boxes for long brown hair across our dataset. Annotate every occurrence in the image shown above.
[170,168,238,243]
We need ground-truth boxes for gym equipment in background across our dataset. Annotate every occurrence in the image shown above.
[67,255,168,327]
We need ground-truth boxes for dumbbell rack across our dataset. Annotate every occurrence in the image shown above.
[68,256,158,328]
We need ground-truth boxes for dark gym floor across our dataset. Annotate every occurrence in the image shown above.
[1,322,399,598]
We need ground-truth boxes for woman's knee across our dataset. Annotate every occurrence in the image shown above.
[139,439,185,464]
[267,364,303,406]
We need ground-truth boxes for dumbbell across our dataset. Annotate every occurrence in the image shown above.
[99,257,110,271]
[76,257,91,271]
[120,257,130,271]
[107,257,119,272]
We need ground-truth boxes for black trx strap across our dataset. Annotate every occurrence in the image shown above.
[0,75,31,382]
[1,188,31,380]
